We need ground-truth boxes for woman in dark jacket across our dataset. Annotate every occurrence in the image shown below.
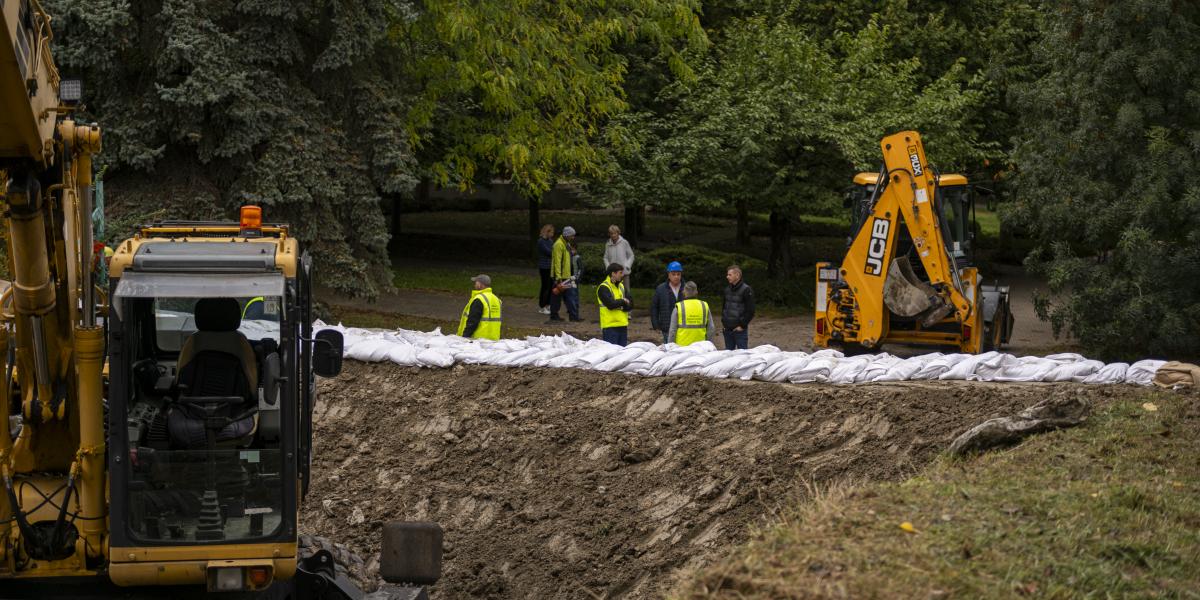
[537,224,555,313]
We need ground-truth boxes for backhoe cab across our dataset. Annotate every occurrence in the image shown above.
[814,131,1014,354]
[97,211,441,597]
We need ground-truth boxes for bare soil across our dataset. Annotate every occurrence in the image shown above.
[300,361,1123,599]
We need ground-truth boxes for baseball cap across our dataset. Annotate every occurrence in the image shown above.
[471,274,491,287]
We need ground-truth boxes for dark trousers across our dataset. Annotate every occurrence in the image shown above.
[661,330,670,345]
[723,328,749,350]
[602,326,629,347]
[538,268,552,308]
[550,285,580,319]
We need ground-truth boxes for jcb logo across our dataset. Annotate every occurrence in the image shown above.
[865,218,889,276]
[907,145,923,176]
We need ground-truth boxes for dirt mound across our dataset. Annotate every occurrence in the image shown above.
[301,362,1123,599]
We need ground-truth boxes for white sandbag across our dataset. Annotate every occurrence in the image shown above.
[1083,362,1128,384]
[316,323,1166,387]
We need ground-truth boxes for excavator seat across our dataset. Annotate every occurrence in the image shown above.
[167,297,259,449]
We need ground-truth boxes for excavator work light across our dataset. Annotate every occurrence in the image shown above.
[212,567,244,591]
[240,205,262,237]
[59,79,82,103]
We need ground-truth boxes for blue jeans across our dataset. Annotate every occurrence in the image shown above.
[563,287,580,319]
[602,327,628,346]
[550,285,580,319]
[723,328,748,350]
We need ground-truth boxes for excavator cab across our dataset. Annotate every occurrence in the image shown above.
[88,211,441,597]
[103,216,333,592]
[847,172,975,267]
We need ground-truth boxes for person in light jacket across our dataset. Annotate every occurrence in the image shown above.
[604,225,635,297]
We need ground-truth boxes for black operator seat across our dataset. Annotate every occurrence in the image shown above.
[167,297,259,449]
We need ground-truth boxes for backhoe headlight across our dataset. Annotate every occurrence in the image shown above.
[213,567,244,591]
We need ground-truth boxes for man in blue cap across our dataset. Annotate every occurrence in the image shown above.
[650,261,684,344]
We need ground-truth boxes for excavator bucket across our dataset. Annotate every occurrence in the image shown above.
[883,256,937,317]
[884,256,956,328]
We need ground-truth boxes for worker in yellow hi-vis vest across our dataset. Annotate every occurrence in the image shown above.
[596,263,632,346]
[668,281,715,346]
[457,274,503,340]
[242,296,265,320]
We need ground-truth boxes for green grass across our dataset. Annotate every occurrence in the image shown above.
[674,391,1200,599]
[391,265,659,309]
[325,305,544,339]
[400,209,724,241]
[975,207,1001,240]
[387,263,794,316]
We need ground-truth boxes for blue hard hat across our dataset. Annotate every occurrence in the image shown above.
[666,261,683,272]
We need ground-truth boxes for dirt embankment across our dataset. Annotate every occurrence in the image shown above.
[301,362,1122,599]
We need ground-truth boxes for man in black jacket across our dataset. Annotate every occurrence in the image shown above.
[649,261,684,344]
[721,264,755,349]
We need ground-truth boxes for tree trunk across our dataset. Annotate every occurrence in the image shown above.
[768,209,793,279]
[736,198,750,247]
[391,196,402,241]
[624,202,638,248]
[390,179,427,253]
[528,195,541,258]
[636,204,646,239]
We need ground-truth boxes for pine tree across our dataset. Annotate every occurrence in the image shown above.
[44,0,417,297]
[1011,0,1200,360]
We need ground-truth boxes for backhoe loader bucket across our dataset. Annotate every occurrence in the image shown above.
[883,256,938,317]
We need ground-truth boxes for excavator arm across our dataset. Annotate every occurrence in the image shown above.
[1,0,108,580]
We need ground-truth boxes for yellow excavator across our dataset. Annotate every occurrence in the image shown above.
[814,131,1014,354]
[1,2,439,597]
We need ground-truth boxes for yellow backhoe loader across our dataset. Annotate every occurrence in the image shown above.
[1,2,440,597]
[813,131,1014,354]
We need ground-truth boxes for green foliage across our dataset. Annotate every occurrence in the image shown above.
[1010,0,1200,360]
[45,0,416,297]
[397,0,707,198]
[632,244,761,287]
[661,13,988,202]
[596,8,990,276]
